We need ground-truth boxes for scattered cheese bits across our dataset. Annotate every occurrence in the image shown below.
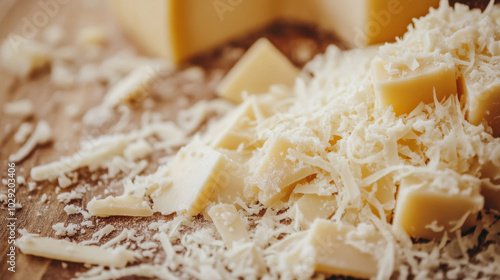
[9,120,52,163]
[14,122,34,144]
[0,40,50,78]
[17,235,134,268]
[87,195,153,217]
[207,204,250,247]
[3,99,34,118]
[216,38,299,104]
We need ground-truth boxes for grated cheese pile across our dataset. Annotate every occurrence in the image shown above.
[10,1,500,280]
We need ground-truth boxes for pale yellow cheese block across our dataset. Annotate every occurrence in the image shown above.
[109,0,277,66]
[304,219,380,279]
[371,56,458,116]
[17,235,135,268]
[252,135,316,206]
[151,139,229,216]
[207,204,250,247]
[87,195,153,217]
[109,0,439,65]
[393,174,484,239]
[216,38,299,104]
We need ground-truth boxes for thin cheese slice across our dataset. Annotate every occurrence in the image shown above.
[207,204,250,247]
[303,219,380,279]
[87,195,153,217]
[393,171,484,239]
[251,135,316,207]
[212,150,253,205]
[216,38,299,104]
[17,235,134,268]
[207,98,259,150]
[371,55,458,116]
[292,194,337,229]
[151,139,228,216]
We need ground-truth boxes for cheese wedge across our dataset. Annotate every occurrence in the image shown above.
[216,38,299,104]
[292,194,337,229]
[109,0,277,66]
[109,0,439,65]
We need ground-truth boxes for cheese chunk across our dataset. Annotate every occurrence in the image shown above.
[17,235,134,268]
[393,171,484,239]
[372,56,458,115]
[464,79,500,136]
[151,140,229,216]
[216,38,299,104]
[212,150,253,205]
[252,135,316,206]
[304,219,380,279]
[292,194,337,229]
[207,204,250,247]
[87,195,153,217]
[110,0,277,66]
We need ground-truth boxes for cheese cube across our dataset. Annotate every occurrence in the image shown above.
[87,195,153,217]
[371,56,458,116]
[207,204,250,247]
[292,194,337,229]
[304,219,380,279]
[216,38,299,104]
[252,135,316,206]
[393,172,483,239]
[151,140,229,216]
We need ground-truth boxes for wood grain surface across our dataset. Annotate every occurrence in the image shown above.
[0,1,338,279]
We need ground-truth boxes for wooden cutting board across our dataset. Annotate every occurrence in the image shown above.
[0,1,338,279]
